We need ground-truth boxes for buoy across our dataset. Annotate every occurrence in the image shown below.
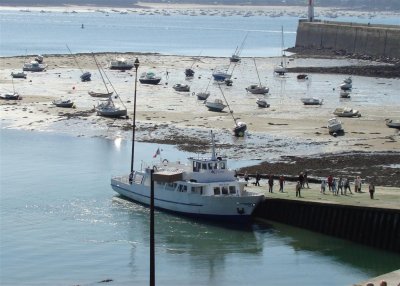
[72,86,75,90]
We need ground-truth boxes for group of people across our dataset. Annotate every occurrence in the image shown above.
[243,171,376,200]
[320,175,375,199]
[244,172,286,193]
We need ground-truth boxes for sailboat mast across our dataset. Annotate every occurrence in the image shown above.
[253,58,262,86]
[217,83,237,126]
[66,44,83,73]
[93,54,111,94]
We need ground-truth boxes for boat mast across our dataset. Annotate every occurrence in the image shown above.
[253,58,262,86]
[281,26,286,67]
[92,54,111,94]
[210,130,216,161]
[217,83,238,127]
[66,44,84,74]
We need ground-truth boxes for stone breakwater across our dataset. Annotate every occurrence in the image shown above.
[295,20,400,60]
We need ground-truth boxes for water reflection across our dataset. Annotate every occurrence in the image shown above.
[264,220,400,277]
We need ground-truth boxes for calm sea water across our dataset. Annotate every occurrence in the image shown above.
[0,9,399,57]
[1,129,400,285]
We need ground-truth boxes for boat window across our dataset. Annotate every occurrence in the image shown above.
[134,174,143,184]
[202,163,207,170]
[191,186,203,195]
[229,186,236,194]
[208,163,213,170]
[221,186,228,195]
[213,187,220,195]
[220,162,226,169]
[193,162,200,172]
[178,184,187,193]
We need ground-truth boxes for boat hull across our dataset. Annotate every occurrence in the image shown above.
[139,78,161,85]
[96,109,127,117]
[111,176,263,223]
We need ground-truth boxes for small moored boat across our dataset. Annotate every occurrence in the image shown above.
[205,99,226,112]
[173,84,190,92]
[88,91,114,98]
[327,118,343,134]
[256,98,270,108]
[246,84,269,95]
[11,71,27,79]
[333,107,361,117]
[95,97,127,118]
[301,97,323,105]
[109,58,134,70]
[340,90,351,98]
[139,72,161,85]
[23,61,46,72]
[385,119,400,129]
[0,92,21,100]
[196,92,210,100]
[53,99,74,108]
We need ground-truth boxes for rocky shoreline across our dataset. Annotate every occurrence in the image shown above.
[287,46,400,78]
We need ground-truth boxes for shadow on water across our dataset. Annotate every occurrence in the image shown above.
[260,219,400,277]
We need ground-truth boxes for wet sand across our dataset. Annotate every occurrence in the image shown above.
[1,53,399,186]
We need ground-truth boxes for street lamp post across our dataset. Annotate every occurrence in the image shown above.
[130,58,140,174]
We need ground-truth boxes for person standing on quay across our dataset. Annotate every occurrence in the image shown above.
[321,179,326,194]
[298,172,304,188]
[338,176,344,195]
[296,181,302,197]
[355,176,362,193]
[304,171,310,188]
[255,172,261,186]
[279,175,285,192]
[327,175,333,192]
[244,171,249,185]
[332,178,338,195]
[344,177,352,195]
[369,183,375,199]
[268,175,274,193]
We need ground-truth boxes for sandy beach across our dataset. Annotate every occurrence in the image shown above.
[1,52,399,185]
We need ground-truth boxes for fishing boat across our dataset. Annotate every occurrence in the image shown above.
[205,99,226,112]
[95,97,127,117]
[327,118,343,134]
[11,71,27,79]
[173,83,190,92]
[385,119,400,129]
[109,57,134,70]
[23,61,46,72]
[35,55,44,63]
[110,131,264,222]
[53,99,74,108]
[256,98,270,108]
[333,107,361,117]
[139,72,161,85]
[273,26,287,75]
[66,45,91,82]
[301,97,323,105]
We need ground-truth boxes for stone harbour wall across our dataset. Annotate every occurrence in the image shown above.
[295,20,400,59]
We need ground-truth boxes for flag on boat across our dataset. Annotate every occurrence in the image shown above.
[153,148,160,158]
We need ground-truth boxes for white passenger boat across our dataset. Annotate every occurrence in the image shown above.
[111,131,264,222]
[22,61,47,72]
